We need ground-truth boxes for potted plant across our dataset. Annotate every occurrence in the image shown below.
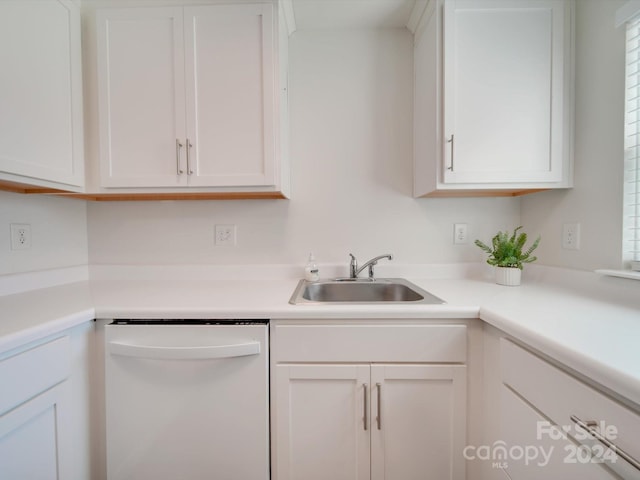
[474,226,540,286]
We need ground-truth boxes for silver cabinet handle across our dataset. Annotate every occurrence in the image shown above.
[447,134,454,171]
[176,139,184,175]
[363,383,368,431]
[186,139,193,175]
[376,383,382,430]
[570,415,640,471]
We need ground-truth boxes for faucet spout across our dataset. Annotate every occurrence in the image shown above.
[349,254,393,279]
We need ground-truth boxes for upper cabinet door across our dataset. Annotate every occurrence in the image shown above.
[184,4,276,187]
[97,7,188,188]
[442,0,570,184]
[0,0,84,188]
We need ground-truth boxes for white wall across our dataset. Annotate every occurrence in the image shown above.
[521,0,626,271]
[87,28,520,267]
[0,191,88,275]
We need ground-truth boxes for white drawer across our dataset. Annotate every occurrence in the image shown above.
[501,339,640,478]
[0,336,70,415]
[274,324,467,362]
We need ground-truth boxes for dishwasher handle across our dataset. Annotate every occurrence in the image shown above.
[108,340,261,360]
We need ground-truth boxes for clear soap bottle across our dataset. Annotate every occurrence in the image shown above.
[304,253,319,282]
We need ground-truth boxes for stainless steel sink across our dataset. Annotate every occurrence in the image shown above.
[289,278,445,305]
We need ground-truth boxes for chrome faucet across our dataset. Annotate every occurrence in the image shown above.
[349,253,393,280]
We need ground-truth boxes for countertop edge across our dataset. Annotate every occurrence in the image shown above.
[480,307,640,410]
[0,308,95,355]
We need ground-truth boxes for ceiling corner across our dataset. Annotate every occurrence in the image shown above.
[406,0,429,34]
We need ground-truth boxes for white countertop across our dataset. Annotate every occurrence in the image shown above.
[0,281,94,353]
[1,263,638,409]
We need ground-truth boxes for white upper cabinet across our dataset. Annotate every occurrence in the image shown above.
[98,7,186,187]
[184,5,276,187]
[96,3,284,194]
[0,0,85,190]
[97,7,185,188]
[413,0,574,197]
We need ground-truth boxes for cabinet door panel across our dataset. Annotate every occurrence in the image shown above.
[443,0,567,184]
[502,339,640,479]
[370,364,467,480]
[0,384,68,480]
[97,8,186,187]
[500,385,618,480]
[0,0,83,187]
[184,4,275,187]
[275,364,370,480]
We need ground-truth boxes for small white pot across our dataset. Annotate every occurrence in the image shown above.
[495,267,521,286]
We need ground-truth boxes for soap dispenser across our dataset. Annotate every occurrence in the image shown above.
[304,253,319,282]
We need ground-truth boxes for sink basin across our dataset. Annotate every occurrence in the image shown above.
[289,278,445,305]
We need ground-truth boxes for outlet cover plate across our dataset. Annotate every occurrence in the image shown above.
[562,223,580,250]
[453,223,468,245]
[10,223,31,250]
[215,224,237,246]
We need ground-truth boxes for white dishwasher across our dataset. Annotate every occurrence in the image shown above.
[105,320,269,480]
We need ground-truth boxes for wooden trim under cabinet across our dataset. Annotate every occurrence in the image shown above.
[0,180,288,201]
[418,188,550,198]
[62,192,288,201]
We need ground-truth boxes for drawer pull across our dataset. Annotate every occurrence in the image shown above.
[363,383,368,431]
[176,139,184,175]
[447,134,454,171]
[570,415,640,471]
[376,383,382,430]
[186,138,193,175]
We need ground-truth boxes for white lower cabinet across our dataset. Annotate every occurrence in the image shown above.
[272,322,468,480]
[0,322,94,480]
[483,336,640,480]
[276,364,371,480]
[372,364,466,480]
[0,336,71,480]
[0,383,69,480]
[499,384,618,480]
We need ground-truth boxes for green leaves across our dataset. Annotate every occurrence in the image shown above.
[474,226,541,270]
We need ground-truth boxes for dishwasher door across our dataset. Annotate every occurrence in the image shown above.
[105,320,269,480]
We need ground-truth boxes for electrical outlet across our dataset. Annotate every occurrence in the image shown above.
[215,224,237,246]
[562,223,580,250]
[453,223,468,244]
[10,223,31,250]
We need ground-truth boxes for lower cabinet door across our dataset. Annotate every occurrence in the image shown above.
[0,383,69,480]
[274,363,468,480]
[370,364,467,480]
[500,385,619,480]
[275,364,371,480]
